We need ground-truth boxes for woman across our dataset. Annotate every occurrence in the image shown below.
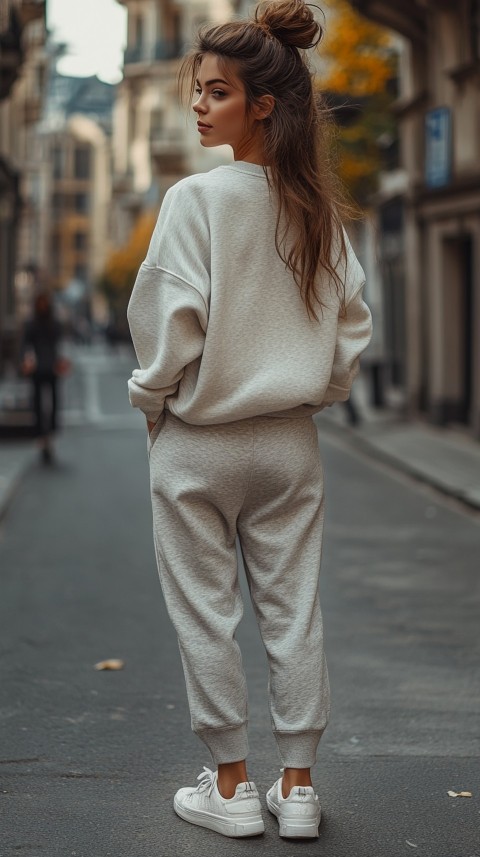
[127,0,372,839]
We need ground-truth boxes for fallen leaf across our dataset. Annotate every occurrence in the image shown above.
[406,841,418,848]
[94,659,125,671]
[448,790,472,798]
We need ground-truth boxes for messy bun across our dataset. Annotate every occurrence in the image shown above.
[255,0,322,50]
[180,1,350,320]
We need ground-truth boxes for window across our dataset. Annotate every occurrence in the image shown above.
[52,145,63,179]
[74,145,91,179]
[74,232,87,251]
[173,9,183,55]
[74,263,88,282]
[149,109,164,141]
[126,12,144,60]
[50,238,60,275]
[472,0,480,59]
[75,193,89,214]
[134,14,144,49]
[51,192,63,215]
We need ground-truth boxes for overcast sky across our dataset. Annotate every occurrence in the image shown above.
[47,0,127,83]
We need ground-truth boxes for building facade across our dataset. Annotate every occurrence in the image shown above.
[0,0,48,371]
[352,0,480,436]
[112,0,231,246]
[39,71,115,330]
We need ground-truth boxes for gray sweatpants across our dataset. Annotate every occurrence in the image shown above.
[148,410,330,768]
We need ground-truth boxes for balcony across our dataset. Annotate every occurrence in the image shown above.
[150,131,187,175]
[350,0,427,43]
[124,45,144,65]
[0,0,46,100]
[124,40,182,68]
[154,40,182,61]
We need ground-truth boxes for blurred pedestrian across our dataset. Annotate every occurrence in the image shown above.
[127,0,372,840]
[21,291,66,463]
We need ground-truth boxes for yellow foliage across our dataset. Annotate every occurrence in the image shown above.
[317,0,396,203]
[102,210,157,296]
[338,150,380,183]
[320,0,394,96]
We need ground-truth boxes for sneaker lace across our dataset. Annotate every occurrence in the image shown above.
[194,766,218,797]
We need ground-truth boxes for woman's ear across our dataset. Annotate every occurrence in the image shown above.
[252,94,275,120]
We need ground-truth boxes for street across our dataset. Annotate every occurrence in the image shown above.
[1,346,479,857]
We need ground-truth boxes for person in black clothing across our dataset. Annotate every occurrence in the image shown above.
[22,292,63,463]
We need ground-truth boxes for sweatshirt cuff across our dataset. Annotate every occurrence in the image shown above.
[323,383,350,404]
[128,377,164,423]
[144,409,164,423]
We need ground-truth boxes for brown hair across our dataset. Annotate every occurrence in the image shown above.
[180,0,351,320]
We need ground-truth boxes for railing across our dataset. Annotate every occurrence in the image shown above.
[151,131,185,150]
[123,45,144,65]
[124,40,183,66]
[154,40,183,61]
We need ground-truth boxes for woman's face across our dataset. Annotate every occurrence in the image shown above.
[193,54,255,153]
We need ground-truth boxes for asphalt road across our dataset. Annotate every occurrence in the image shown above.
[1,348,479,857]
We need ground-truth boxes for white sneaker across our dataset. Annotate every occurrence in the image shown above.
[173,767,265,838]
[266,775,321,838]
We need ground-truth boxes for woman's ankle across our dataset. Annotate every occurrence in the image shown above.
[281,767,313,798]
[217,760,248,799]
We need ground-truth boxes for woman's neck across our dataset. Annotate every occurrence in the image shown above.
[233,133,267,166]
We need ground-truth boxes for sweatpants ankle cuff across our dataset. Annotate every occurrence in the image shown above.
[274,729,324,768]
[196,724,249,765]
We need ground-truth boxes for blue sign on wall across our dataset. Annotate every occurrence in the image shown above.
[425,107,452,189]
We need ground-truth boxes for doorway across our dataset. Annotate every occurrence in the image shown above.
[440,235,474,424]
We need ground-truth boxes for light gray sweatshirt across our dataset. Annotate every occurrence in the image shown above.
[127,161,372,425]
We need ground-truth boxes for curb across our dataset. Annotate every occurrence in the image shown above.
[317,415,480,513]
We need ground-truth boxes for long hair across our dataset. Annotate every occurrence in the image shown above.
[180,0,353,320]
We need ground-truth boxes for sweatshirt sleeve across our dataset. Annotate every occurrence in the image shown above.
[323,234,372,405]
[127,182,210,423]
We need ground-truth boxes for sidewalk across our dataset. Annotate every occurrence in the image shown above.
[317,379,480,511]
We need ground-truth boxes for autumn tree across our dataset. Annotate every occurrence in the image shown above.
[318,0,397,204]
[99,210,157,334]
